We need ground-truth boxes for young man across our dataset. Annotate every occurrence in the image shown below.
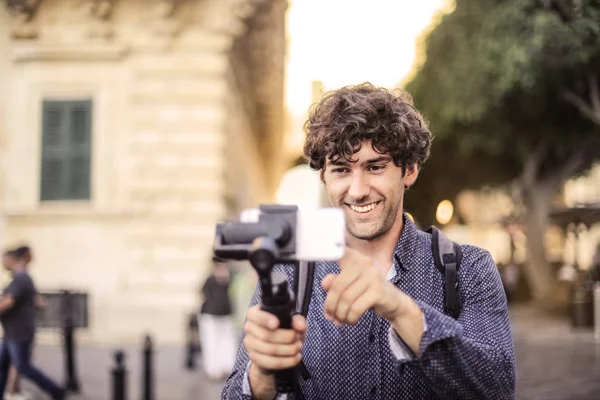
[0,249,65,400]
[222,83,516,399]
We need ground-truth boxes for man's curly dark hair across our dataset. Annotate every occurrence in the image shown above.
[303,82,433,174]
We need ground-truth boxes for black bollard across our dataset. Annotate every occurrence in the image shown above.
[61,291,80,392]
[112,351,127,400]
[185,313,199,370]
[142,335,154,400]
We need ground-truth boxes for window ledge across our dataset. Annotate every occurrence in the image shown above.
[4,203,126,219]
[12,43,129,63]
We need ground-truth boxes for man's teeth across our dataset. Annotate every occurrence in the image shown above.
[350,203,376,213]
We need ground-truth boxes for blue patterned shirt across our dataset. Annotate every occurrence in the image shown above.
[222,215,516,399]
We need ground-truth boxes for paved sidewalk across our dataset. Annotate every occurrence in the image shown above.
[18,306,600,400]
[509,306,600,400]
[22,345,224,400]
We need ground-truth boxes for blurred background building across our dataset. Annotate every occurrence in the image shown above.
[0,0,287,346]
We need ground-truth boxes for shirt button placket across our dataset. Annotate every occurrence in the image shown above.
[368,318,382,399]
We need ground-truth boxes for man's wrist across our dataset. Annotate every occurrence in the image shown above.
[390,293,424,355]
[390,290,414,323]
[249,362,277,400]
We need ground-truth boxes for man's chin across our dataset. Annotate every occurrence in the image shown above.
[347,224,384,241]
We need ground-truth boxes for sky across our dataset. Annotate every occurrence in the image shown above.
[285,0,451,116]
[278,0,451,204]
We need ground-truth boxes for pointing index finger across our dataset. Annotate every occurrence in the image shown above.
[338,247,362,270]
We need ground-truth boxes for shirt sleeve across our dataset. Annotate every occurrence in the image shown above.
[241,361,290,400]
[5,275,28,304]
[392,249,516,400]
[388,313,428,360]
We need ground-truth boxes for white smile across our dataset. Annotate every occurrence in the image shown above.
[348,202,379,213]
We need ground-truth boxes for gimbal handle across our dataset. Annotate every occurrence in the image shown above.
[249,238,298,394]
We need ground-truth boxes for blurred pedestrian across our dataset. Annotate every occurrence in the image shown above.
[5,246,47,400]
[0,248,65,400]
[199,257,236,381]
[502,263,520,304]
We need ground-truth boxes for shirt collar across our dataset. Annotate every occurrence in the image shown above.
[392,213,419,272]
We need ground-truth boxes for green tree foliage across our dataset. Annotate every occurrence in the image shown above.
[405,0,600,300]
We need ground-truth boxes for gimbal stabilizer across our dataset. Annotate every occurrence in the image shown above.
[214,204,301,393]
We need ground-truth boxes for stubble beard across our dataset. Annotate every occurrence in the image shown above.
[346,200,400,241]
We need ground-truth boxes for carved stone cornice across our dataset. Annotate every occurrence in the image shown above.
[83,0,117,39]
[155,0,184,19]
[5,0,43,20]
[152,0,186,38]
[6,0,43,39]
[4,0,283,48]
[83,0,115,20]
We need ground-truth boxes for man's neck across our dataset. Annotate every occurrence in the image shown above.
[346,213,405,275]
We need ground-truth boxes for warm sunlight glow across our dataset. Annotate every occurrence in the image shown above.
[436,200,454,225]
[286,0,449,113]
[285,0,451,154]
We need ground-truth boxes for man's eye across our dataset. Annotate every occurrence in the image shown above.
[368,165,385,172]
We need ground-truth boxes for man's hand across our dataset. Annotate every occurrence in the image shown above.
[322,247,407,325]
[322,247,425,353]
[243,305,307,399]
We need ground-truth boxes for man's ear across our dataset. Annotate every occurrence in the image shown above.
[403,164,419,188]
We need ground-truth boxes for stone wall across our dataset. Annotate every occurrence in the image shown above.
[0,0,285,345]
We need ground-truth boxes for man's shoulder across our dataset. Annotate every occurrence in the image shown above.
[455,244,498,285]
[458,244,495,266]
[416,227,494,266]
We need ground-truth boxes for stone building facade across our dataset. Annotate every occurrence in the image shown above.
[0,0,287,345]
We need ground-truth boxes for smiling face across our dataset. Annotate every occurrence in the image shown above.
[322,140,418,241]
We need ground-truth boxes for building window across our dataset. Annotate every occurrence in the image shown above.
[40,100,92,201]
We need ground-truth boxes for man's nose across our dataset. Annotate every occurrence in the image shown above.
[347,172,370,202]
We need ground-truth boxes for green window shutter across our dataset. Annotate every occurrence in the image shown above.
[68,101,92,200]
[40,100,92,201]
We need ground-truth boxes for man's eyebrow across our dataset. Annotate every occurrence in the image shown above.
[327,159,349,166]
[326,156,391,167]
[365,156,391,164]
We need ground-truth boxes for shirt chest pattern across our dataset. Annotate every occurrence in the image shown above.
[296,257,445,399]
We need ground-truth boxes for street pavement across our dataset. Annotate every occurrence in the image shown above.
[19,306,600,400]
[510,306,600,400]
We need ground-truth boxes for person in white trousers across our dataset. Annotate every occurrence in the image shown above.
[199,257,236,381]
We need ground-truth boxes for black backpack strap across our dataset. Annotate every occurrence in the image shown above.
[293,261,315,381]
[426,226,463,319]
[294,261,315,317]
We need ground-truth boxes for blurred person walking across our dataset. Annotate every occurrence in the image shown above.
[502,263,520,304]
[0,248,65,400]
[199,257,236,381]
[5,246,46,400]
